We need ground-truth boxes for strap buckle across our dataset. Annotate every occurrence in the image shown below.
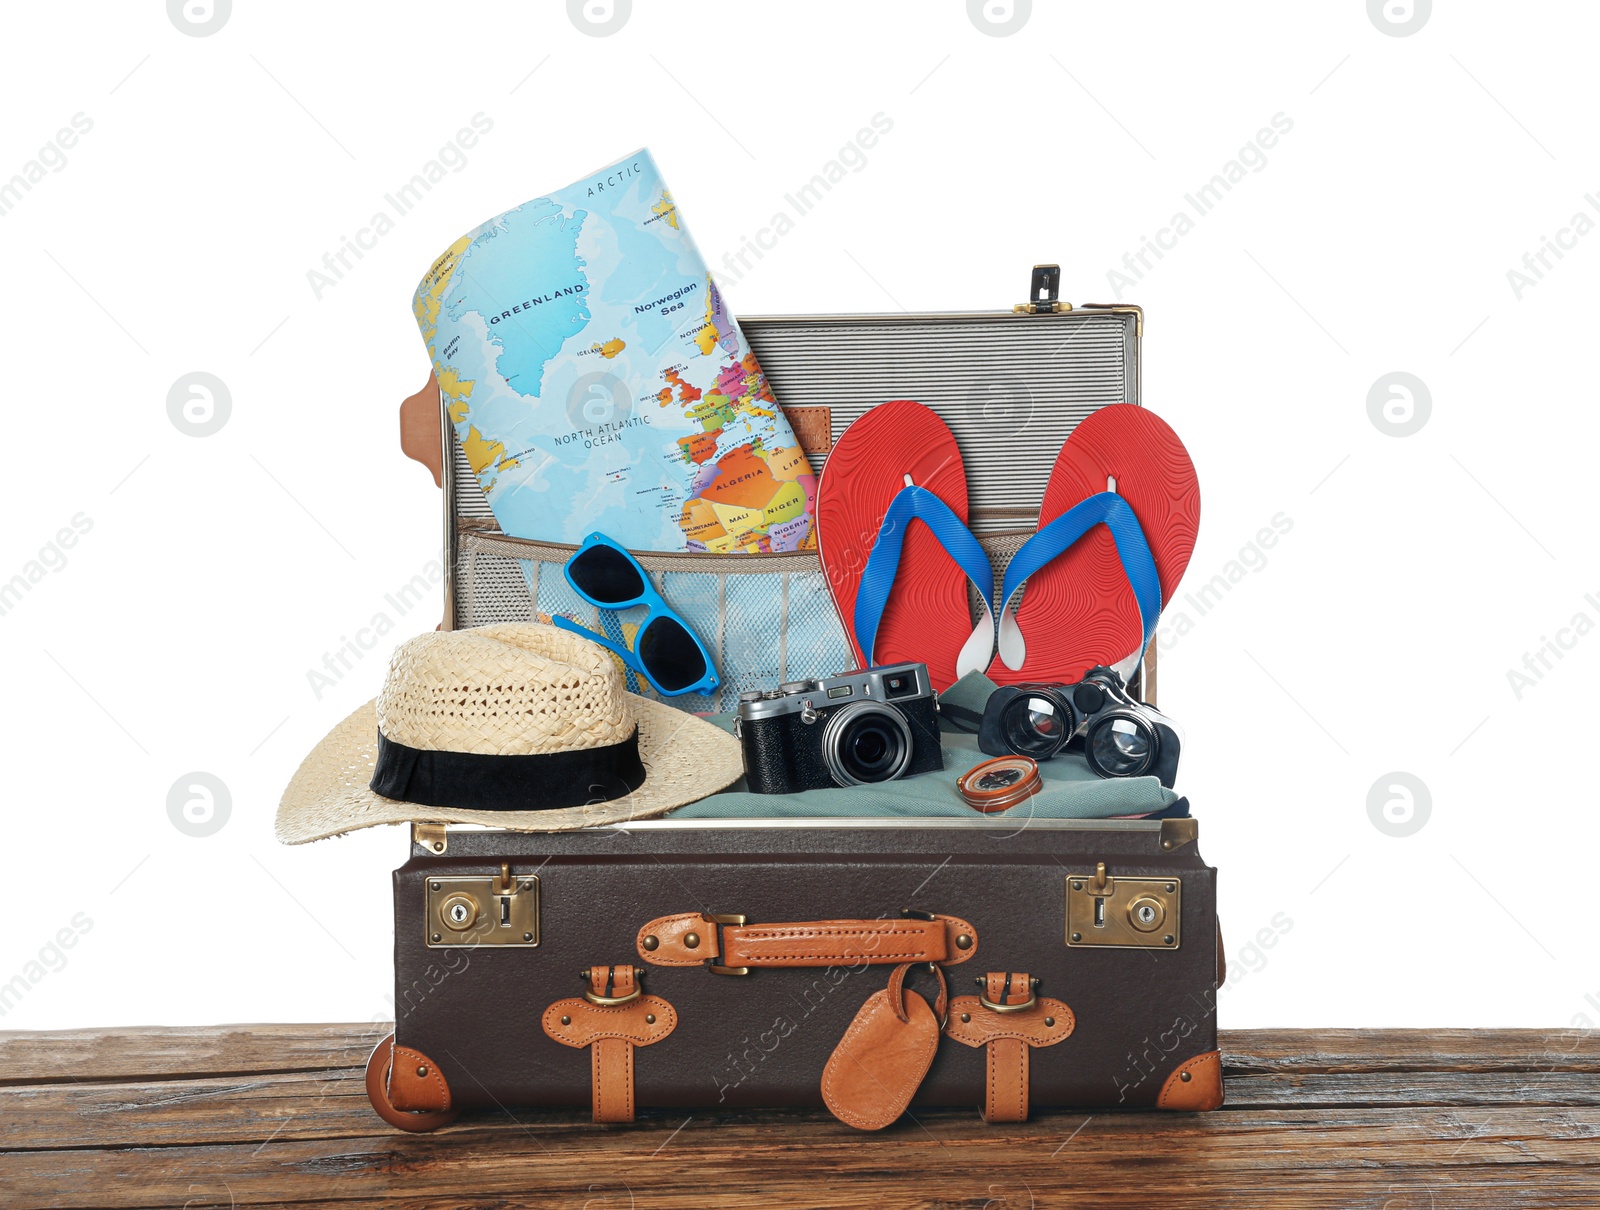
[702,914,750,976]
[582,965,644,1006]
[977,975,1040,1014]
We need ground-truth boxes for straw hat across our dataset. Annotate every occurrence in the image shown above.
[276,623,743,843]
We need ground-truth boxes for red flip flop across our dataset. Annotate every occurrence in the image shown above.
[817,401,995,691]
[988,404,1199,686]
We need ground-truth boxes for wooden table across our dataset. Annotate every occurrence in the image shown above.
[2,1025,1596,1208]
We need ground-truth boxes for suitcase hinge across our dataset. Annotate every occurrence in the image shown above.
[412,822,448,854]
[1160,817,1198,852]
[1014,263,1072,314]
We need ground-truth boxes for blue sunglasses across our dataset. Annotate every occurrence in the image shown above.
[550,533,720,698]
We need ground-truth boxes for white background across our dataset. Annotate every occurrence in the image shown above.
[1,0,1595,1033]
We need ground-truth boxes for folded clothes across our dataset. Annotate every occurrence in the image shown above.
[667,717,1183,821]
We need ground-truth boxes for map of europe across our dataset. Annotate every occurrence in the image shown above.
[413,149,816,553]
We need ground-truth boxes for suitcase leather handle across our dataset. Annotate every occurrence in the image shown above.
[636,912,978,971]
[400,373,444,488]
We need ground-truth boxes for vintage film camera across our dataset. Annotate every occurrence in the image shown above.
[736,663,943,794]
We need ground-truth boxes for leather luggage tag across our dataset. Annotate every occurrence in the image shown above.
[822,962,947,1130]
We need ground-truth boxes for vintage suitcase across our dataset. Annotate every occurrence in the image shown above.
[371,270,1218,1129]
[369,815,1220,1129]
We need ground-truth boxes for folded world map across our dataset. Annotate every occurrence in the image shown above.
[413,149,816,553]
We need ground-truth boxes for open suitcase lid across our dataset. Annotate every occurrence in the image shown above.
[373,269,1166,823]
[401,266,1141,541]
[397,264,1153,689]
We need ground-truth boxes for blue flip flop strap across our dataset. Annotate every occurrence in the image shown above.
[1000,492,1163,662]
[854,485,995,667]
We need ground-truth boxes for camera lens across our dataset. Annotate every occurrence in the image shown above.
[1085,714,1157,779]
[822,702,913,787]
[1000,693,1073,760]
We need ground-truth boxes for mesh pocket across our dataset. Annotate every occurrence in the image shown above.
[454,530,1044,713]
[456,532,854,714]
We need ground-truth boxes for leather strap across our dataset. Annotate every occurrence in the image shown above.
[637,913,978,968]
[592,963,636,1001]
[985,971,1035,1007]
[945,971,1075,1124]
[886,961,948,1025]
[591,1037,634,1123]
[986,1037,1029,1123]
[542,964,676,1123]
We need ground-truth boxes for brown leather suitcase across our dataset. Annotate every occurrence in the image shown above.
[366,815,1221,1129]
[371,272,1220,1130]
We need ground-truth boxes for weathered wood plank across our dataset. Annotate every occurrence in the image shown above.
[7,1024,1595,1084]
[1223,1027,1600,1073]
[0,1024,389,1085]
[1,1107,1597,1209]
[5,1065,1600,1155]
[2,1025,1598,1210]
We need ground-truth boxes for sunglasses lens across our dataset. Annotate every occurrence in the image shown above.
[638,615,708,693]
[568,543,645,604]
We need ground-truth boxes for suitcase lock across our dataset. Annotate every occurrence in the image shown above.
[425,864,541,948]
[1066,863,1182,950]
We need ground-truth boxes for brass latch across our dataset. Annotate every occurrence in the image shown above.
[1066,867,1181,950]
[1014,263,1072,314]
[426,866,540,947]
